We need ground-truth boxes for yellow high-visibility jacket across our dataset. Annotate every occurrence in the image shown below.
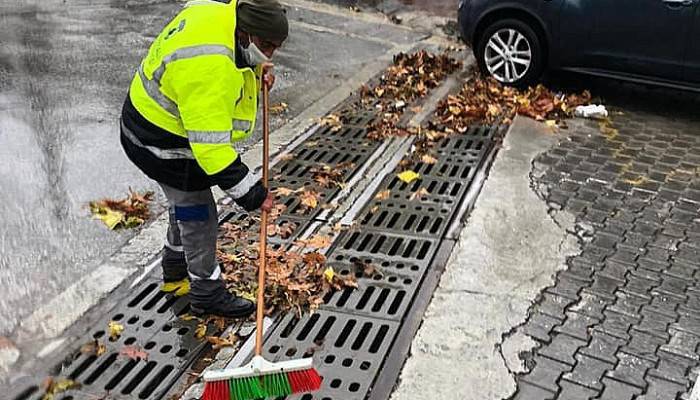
[120,0,266,208]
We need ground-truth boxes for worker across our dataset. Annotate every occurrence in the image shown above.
[120,0,288,318]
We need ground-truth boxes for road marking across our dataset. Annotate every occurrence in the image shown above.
[289,19,401,46]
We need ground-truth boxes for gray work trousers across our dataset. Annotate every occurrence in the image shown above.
[159,183,220,280]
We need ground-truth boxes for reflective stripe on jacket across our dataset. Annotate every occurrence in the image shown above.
[128,0,261,176]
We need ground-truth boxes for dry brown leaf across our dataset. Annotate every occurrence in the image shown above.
[80,340,106,356]
[296,235,333,249]
[42,378,81,400]
[119,345,149,360]
[206,333,239,349]
[274,187,297,196]
[375,190,391,200]
[269,102,288,115]
[299,190,320,209]
[410,187,430,200]
[421,154,438,164]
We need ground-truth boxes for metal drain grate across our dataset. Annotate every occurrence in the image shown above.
[12,279,210,400]
[219,211,307,247]
[262,309,399,400]
[355,199,454,238]
[330,230,438,266]
[319,258,423,320]
[378,175,468,206]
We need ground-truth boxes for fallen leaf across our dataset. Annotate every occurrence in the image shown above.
[206,333,239,349]
[375,190,391,200]
[269,102,288,115]
[108,321,124,340]
[274,187,297,196]
[92,207,124,230]
[410,187,430,200]
[42,378,81,400]
[421,154,438,164]
[119,345,149,360]
[195,323,207,339]
[296,235,333,249]
[323,267,335,283]
[299,190,320,209]
[545,120,558,128]
[80,340,106,356]
[397,170,420,183]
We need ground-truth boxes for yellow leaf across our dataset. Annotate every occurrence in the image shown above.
[94,207,125,230]
[421,155,438,164]
[195,323,207,339]
[43,378,81,400]
[108,321,124,340]
[323,267,335,283]
[269,102,288,114]
[397,170,420,183]
[545,120,557,128]
[375,190,391,200]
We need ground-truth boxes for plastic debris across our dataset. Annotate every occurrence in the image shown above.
[574,104,608,119]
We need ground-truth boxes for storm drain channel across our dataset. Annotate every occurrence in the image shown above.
[10,80,503,400]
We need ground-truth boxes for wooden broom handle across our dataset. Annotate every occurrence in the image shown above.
[256,72,271,356]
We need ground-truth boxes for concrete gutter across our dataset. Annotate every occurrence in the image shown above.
[390,116,581,400]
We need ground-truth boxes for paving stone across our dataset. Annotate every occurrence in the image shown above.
[593,310,639,340]
[621,329,666,362]
[597,377,642,400]
[554,311,599,341]
[622,232,652,248]
[656,274,689,297]
[521,355,572,392]
[557,380,600,400]
[511,381,556,400]
[623,273,659,299]
[523,312,563,344]
[568,292,611,321]
[579,330,626,365]
[660,328,700,361]
[562,353,614,391]
[537,292,577,319]
[605,351,655,389]
[648,349,696,386]
[665,261,697,280]
[567,260,595,281]
[586,274,624,301]
[675,313,700,338]
[636,375,687,400]
[546,273,586,301]
[538,333,588,367]
[598,261,630,282]
[611,291,649,316]
[608,247,641,266]
[635,306,676,338]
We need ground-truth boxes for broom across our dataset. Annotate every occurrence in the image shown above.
[200,68,322,400]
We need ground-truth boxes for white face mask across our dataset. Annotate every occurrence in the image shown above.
[241,36,270,66]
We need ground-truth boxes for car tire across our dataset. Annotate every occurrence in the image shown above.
[476,18,544,87]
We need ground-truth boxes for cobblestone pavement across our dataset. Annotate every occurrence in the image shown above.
[512,86,700,400]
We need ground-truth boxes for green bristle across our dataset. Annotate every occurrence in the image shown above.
[229,376,265,400]
[263,372,292,397]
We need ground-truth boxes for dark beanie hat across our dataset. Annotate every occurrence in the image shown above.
[237,0,289,42]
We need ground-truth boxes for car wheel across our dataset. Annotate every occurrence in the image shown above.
[476,18,544,87]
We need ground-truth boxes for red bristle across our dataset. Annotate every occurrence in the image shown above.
[202,380,228,400]
[288,368,322,393]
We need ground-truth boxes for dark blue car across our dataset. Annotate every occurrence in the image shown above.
[458,0,700,89]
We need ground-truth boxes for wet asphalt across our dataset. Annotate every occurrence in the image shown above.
[0,0,410,338]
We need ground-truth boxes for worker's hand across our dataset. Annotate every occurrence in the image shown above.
[260,191,274,212]
[261,62,275,90]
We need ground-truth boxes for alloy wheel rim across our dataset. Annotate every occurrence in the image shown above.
[484,28,532,84]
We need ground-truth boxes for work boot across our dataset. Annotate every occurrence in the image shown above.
[161,246,190,296]
[189,279,255,318]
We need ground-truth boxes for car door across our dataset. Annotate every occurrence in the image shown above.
[684,4,700,83]
[559,0,696,80]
